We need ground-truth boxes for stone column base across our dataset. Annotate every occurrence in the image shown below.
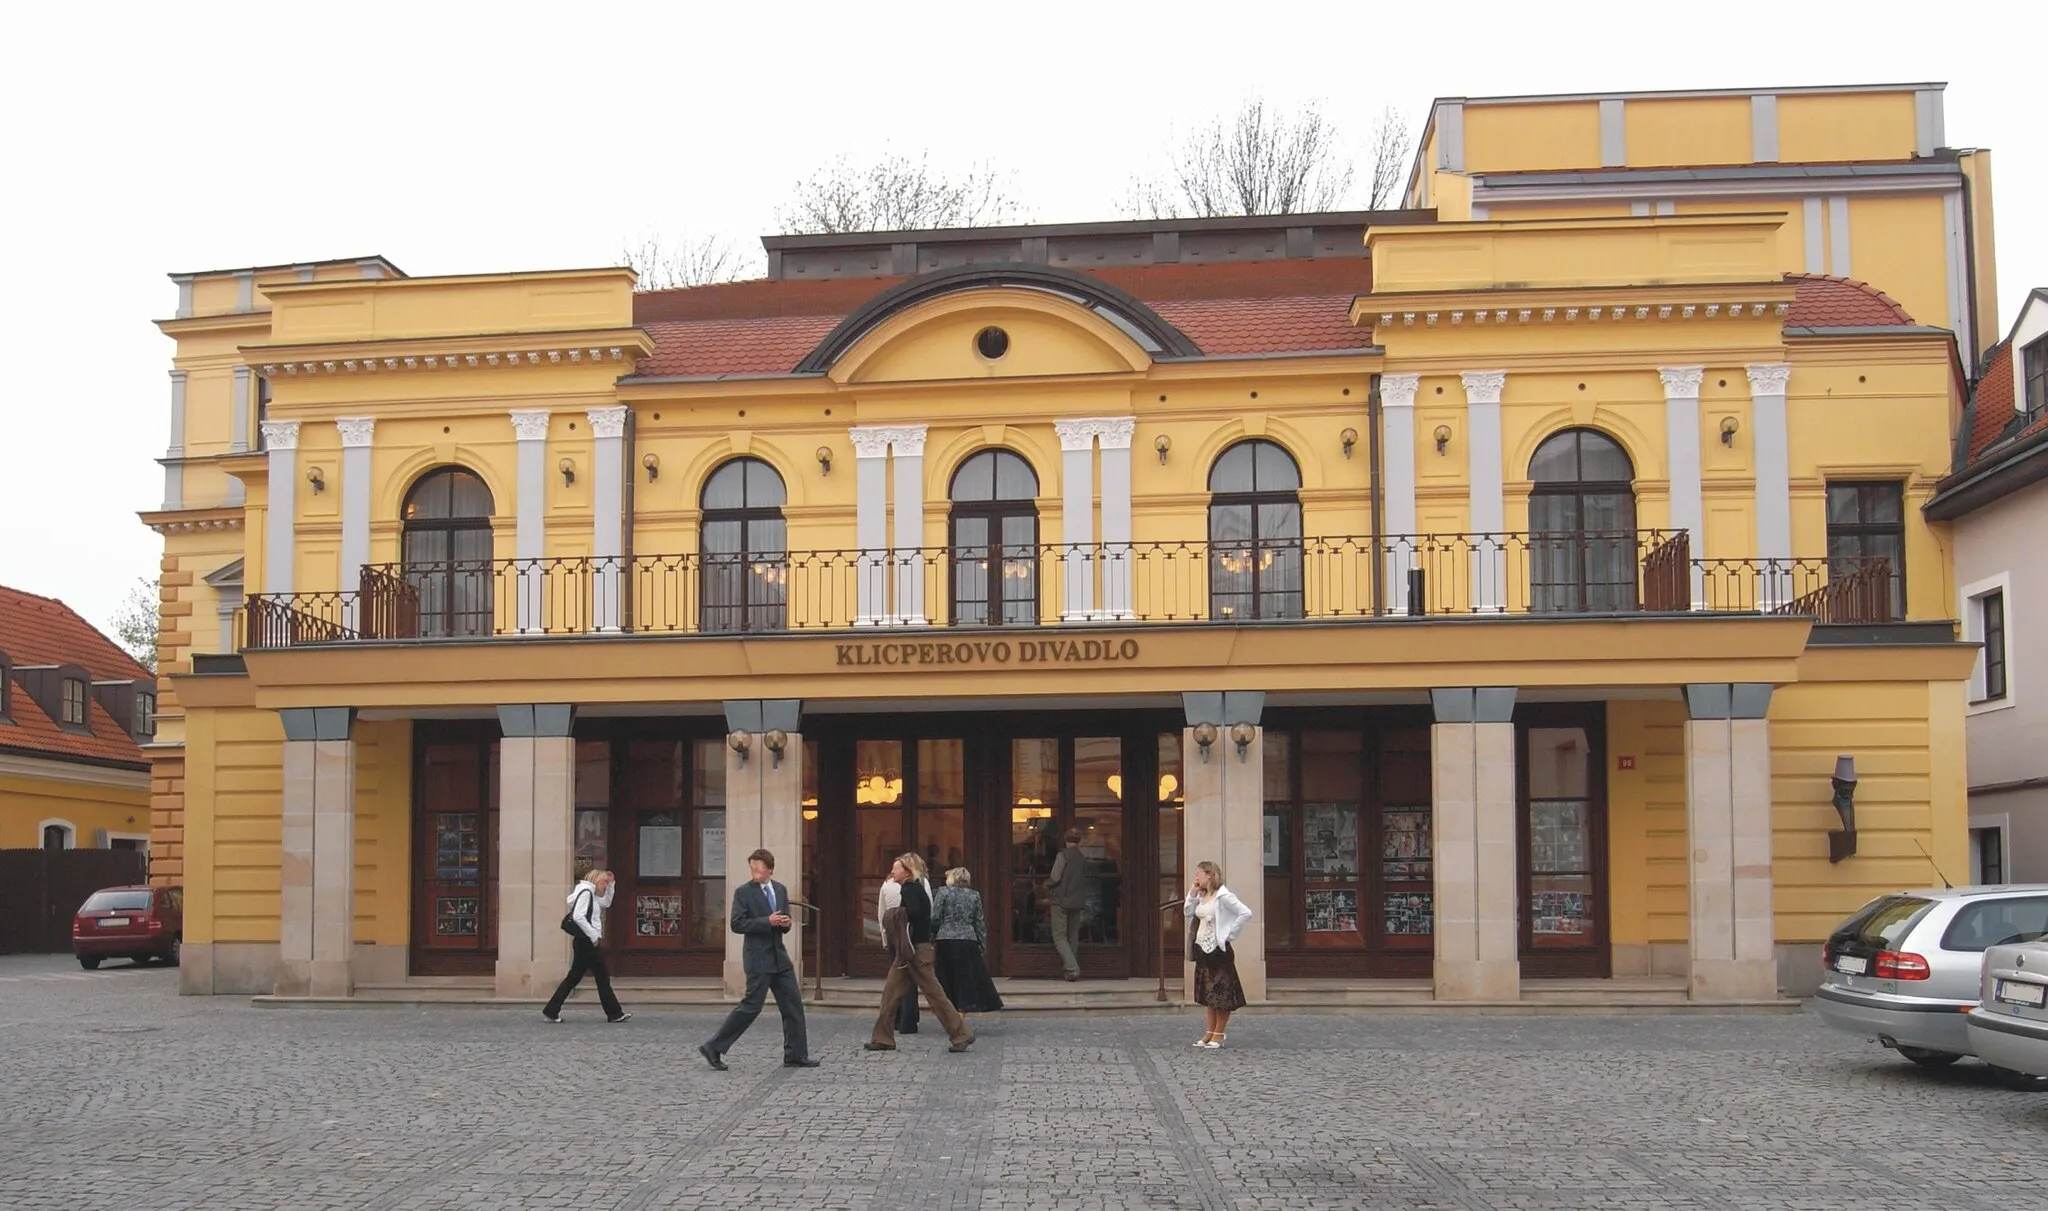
[309,959,353,999]
[1435,958,1520,1002]
[1689,958,1778,1002]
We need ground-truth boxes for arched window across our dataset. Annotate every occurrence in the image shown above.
[402,468,495,637]
[1528,429,1637,613]
[1208,440,1303,620]
[949,450,1039,626]
[41,821,74,851]
[700,458,787,633]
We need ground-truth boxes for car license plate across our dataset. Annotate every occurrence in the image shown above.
[98,917,130,928]
[1835,955,1868,975]
[1995,980,2047,1009]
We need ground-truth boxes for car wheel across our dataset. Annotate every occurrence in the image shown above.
[1988,1064,2048,1092]
[1898,1046,1963,1067]
[166,937,181,968]
[78,957,100,971]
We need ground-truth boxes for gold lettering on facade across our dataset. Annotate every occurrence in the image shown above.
[833,638,1140,669]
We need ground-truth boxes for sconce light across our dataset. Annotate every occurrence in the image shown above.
[1192,721,1219,762]
[763,728,788,768]
[1229,721,1258,762]
[1828,753,1859,863]
[1434,425,1452,455]
[727,729,752,764]
[558,457,576,486]
[1720,416,1740,446]
[816,446,832,476]
[642,452,660,482]
[305,467,324,494]
[1340,427,1358,459]
[1155,434,1171,465]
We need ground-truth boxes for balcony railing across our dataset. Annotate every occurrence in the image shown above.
[241,532,1899,650]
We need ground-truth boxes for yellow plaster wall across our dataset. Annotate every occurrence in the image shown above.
[0,774,149,849]
[1624,97,1753,168]
[185,706,283,945]
[1604,698,1689,948]
[1776,92,1918,164]
[1847,194,1950,329]
[353,719,411,947]
[1463,102,1602,173]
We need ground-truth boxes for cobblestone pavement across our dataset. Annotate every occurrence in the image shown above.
[4,953,2047,1211]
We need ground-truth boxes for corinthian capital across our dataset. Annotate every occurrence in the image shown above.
[1459,370,1506,405]
[1657,366,1704,399]
[509,410,551,442]
[1745,363,1791,397]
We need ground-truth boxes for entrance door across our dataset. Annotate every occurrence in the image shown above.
[1518,707,1611,977]
[575,735,728,977]
[842,736,970,977]
[1003,735,1130,978]
[411,734,498,975]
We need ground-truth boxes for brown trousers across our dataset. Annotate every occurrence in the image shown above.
[871,942,972,1047]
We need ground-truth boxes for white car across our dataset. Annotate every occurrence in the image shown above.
[1965,939,2048,1080]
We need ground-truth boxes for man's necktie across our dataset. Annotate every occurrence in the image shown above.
[765,883,775,912]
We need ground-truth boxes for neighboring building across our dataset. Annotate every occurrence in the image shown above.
[149,82,1992,1005]
[0,586,155,853]
[1927,288,2048,884]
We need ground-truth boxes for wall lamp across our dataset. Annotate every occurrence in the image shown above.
[1434,425,1453,455]
[642,452,660,482]
[816,446,833,476]
[1191,721,1219,762]
[763,728,788,768]
[1155,434,1171,465]
[1229,721,1258,761]
[558,457,576,486]
[727,729,753,764]
[1720,416,1740,446]
[1828,753,1859,863]
[1340,427,1358,459]
[305,467,324,494]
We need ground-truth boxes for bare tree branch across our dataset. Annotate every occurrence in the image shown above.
[109,575,159,674]
[620,233,758,291]
[1124,97,1356,219]
[1366,106,1413,209]
[776,152,1019,234]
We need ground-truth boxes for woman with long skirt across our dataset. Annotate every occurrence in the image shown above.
[930,867,1003,1014]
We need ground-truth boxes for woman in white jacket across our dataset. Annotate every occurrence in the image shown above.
[1183,860,1250,1048]
[542,869,629,1024]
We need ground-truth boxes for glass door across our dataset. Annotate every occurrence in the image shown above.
[1004,735,1129,978]
[411,735,498,976]
[844,737,968,977]
[587,735,728,976]
[1519,711,1610,977]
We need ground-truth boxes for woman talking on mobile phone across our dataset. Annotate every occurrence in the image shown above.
[1183,860,1249,1048]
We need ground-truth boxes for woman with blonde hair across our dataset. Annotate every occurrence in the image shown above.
[867,854,974,1052]
[931,867,1003,1014]
[1183,860,1249,1047]
[543,868,630,1024]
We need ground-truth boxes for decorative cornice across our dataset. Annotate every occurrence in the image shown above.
[260,420,301,450]
[138,509,244,536]
[1657,366,1705,399]
[1460,371,1507,405]
[259,346,630,378]
[586,407,629,439]
[1053,416,1137,451]
[1376,300,1786,329]
[1746,363,1792,396]
[1380,373,1420,408]
[335,417,376,447]
[509,410,551,442]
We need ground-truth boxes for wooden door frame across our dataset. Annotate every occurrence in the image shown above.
[580,720,725,978]
[1514,701,1613,978]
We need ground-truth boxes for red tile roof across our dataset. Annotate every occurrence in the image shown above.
[1784,274,1916,327]
[1,585,149,768]
[1149,295,1368,355]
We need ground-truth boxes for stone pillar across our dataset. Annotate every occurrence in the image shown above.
[891,427,928,626]
[495,705,577,1000]
[1055,420,1097,620]
[1460,372,1507,612]
[1659,366,1705,607]
[588,407,629,632]
[850,427,893,624]
[510,410,550,632]
[1380,374,1420,613]
[276,708,356,998]
[1096,418,1137,619]
[721,700,805,998]
[1180,691,1267,1004]
[1683,684,1779,1002]
[337,418,374,628]
[261,421,300,596]
[1430,688,1519,1001]
[1746,364,1793,608]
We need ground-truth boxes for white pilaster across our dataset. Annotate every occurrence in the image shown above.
[231,367,253,454]
[1827,196,1851,276]
[510,410,550,633]
[163,371,188,510]
[588,406,629,632]
[891,425,929,626]
[1659,367,1705,608]
[850,427,892,624]
[1095,417,1137,619]
[1380,374,1420,613]
[1054,420,1097,621]
[337,418,375,626]
[261,420,300,596]
[1460,371,1507,613]
[1746,364,1793,608]
[1802,197,1826,275]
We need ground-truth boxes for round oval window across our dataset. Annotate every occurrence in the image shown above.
[975,326,1009,360]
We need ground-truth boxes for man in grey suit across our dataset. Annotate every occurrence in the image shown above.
[699,848,817,1069]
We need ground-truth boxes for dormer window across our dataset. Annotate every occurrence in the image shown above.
[2024,336,2047,418]
[60,678,86,726]
[134,691,157,739]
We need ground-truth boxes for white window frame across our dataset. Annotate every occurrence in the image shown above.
[36,818,76,849]
[1969,813,2012,886]
[1960,571,2016,715]
[105,831,151,854]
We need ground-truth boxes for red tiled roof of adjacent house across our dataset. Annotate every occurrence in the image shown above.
[0,585,149,767]
[1148,295,1369,355]
[1784,274,1916,328]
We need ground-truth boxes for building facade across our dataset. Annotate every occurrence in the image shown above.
[148,82,1994,1004]
[1928,288,2048,885]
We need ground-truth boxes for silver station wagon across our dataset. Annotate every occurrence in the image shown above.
[1812,885,2048,1091]
[1965,938,2048,1080]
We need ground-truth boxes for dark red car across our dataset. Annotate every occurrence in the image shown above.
[72,885,182,969]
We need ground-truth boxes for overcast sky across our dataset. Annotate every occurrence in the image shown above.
[1,1,2038,636]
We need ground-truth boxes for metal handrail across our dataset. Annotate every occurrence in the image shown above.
[1158,898,1183,1005]
[790,900,823,1002]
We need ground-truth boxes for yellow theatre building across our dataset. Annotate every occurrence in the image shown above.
[147,81,2001,1008]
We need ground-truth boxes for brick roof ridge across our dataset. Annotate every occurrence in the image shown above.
[1783,272,1916,325]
